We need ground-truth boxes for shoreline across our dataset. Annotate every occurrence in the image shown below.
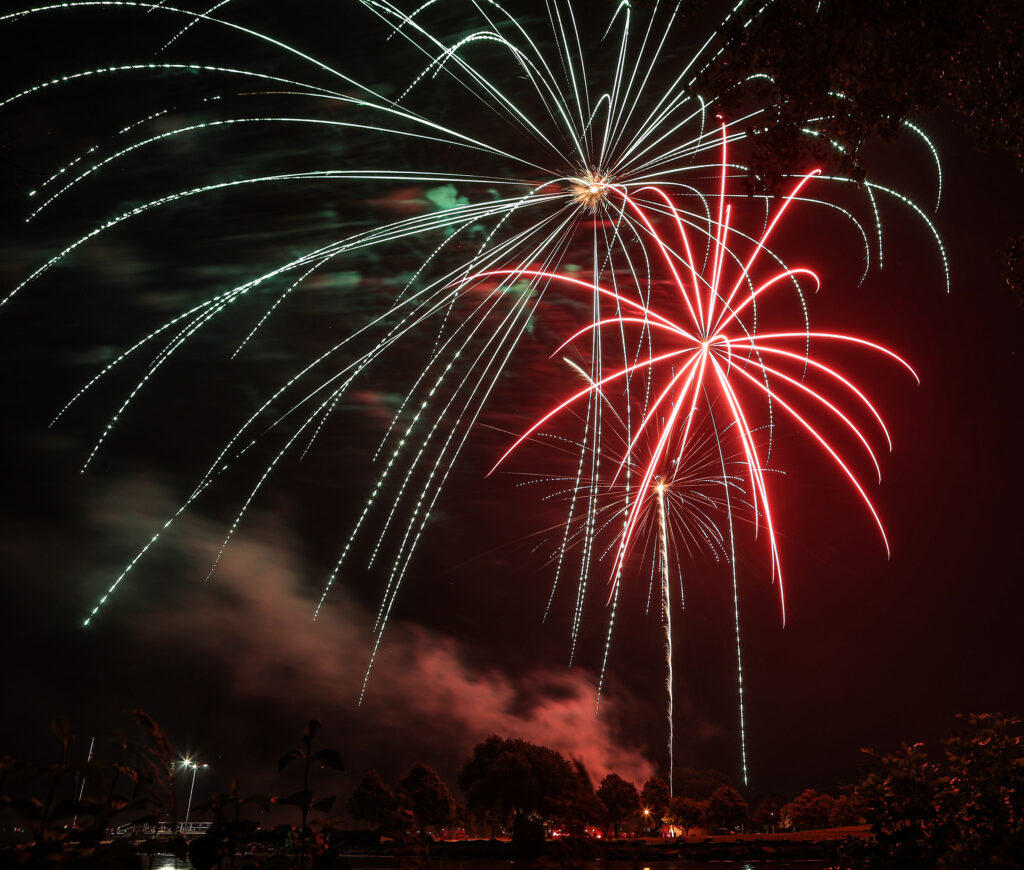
[381,829,870,864]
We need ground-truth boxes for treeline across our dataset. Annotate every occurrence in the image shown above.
[348,737,857,841]
[1,712,1021,868]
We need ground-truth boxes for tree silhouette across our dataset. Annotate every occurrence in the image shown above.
[941,712,1023,867]
[828,795,861,827]
[751,794,783,833]
[347,770,397,830]
[596,773,639,839]
[849,741,946,868]
[705,785,748,833]
[781,789,836,831]
[667,796,705,835]
[639,777,670,830]
[398,763,455,833]
[458,736,583,845]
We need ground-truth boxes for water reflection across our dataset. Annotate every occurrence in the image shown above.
[149,859,826,870]
[149,860,190,870]
[343,860,827,870]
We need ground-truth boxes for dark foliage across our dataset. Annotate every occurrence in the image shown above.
[697,0,1024,302]
[780,788,835,831]
[595,773,639,838]
[828,795,861,827]
[638,777,670,830]
[346,770,396,831]
[189,780,270,870]
[273,718,346,870]
[847,712,1023,868]
[396,763,455,831]
[666,795,705,834]
[0,712,182,868]
[457,736,591,845]
[750,794,783,832]
[704,785,747,832]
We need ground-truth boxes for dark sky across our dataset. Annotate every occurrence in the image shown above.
[0,0,1021,809]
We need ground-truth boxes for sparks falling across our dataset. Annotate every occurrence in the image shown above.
[515,358,755,784]
[653,474,674,794]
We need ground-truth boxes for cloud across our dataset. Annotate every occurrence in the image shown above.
[132,493,656,787]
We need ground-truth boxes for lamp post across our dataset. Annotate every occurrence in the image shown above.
[181,759,208,833]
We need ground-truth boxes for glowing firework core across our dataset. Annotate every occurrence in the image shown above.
[571,170,613,211]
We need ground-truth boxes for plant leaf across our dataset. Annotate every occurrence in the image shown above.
[311,749,345,772]
[311,796,335,814]
[274,790,313,812]
[243,794,271,812]
[278,750,303,772]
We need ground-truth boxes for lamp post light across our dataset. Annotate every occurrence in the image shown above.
[181,759,208,833]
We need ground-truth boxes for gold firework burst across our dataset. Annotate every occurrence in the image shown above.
[570,169,612,212]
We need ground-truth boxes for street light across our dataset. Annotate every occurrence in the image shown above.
[180,758,208,833]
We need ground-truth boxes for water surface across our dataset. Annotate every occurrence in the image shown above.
[152,857,831,870]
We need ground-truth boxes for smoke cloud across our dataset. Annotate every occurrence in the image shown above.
[130,488,656,786]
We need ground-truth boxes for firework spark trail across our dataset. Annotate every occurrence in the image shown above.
[222,215,580,595]
[655,475,674,794]
[359,228,582,648]
[312,213,579,619]
[3,1,944,763]
[516,355,755,784]
[708,399,749,786]
[569,223,606,668]
[74,189,560,609]
[358,269,564,703]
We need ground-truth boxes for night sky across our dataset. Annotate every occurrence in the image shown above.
[1,0,1021,808]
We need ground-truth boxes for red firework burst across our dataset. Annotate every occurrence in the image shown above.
[465,125,918,623]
